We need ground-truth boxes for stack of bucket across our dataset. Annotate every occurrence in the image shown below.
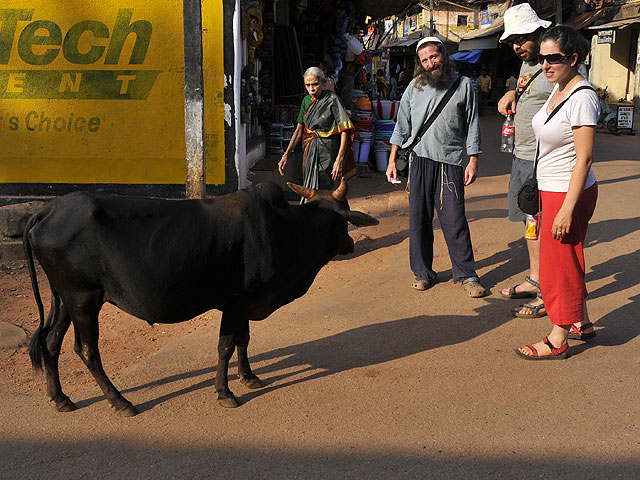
[350,95,375,164]
[372,100,399,171]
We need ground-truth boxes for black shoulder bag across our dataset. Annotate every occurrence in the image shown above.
[395,75,462,177]
[517,85,596,216]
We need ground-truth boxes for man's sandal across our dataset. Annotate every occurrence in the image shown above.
[499,276,540,299]
[511,293,547,318]
[568,322,596,341]
[515,336,568,360]
[411,278,436,291]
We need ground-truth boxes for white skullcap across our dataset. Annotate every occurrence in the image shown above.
[416,36,443,52]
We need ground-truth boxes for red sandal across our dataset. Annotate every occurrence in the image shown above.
[568,322,596,341]
[515,336,568,360]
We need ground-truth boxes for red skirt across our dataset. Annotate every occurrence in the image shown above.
[539,183,598,326]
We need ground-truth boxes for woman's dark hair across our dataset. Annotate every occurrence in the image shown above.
[541,25,590,64]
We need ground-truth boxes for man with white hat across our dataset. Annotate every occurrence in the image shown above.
[386,36,485,298]
[497,2,553,318]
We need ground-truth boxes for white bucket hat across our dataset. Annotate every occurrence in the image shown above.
[500,3,551,42]
[416,36,443,52]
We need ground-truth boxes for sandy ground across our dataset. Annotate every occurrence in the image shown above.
[1,113,639,479]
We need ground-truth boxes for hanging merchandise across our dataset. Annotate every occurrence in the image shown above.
[240,66,260,125]
[242,1,264,63]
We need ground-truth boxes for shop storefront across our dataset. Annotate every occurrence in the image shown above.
[1,0,230,201]
[588,15,640,110]
[239,0,375,183]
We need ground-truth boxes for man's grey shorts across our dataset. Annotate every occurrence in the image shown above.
[508,156,535,222]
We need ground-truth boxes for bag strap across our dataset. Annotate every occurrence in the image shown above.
[405,75,462,152]
[515,69,543,104]
[544,85,596,125]
[533,84,597,174]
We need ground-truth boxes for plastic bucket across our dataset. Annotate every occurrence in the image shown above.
[373,100,400,120]
[373,141,391,171]
[357,138,372,163]
[352,139,361,162]
[374,149,389,171]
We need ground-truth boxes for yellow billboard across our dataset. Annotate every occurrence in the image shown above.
[0,0,225,185]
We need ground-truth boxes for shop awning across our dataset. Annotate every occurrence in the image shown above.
[457,17,504,51]
[458,34,499,51]
[587,15,640,29]
[378,35,399,48]
[396,31,423,47]
[450,49,483,63]
[564,10,604,30]
[354,0,413,18]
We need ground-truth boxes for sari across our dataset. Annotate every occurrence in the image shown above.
[299,90,356,195]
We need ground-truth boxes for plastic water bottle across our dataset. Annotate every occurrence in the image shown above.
[500,110,515,153]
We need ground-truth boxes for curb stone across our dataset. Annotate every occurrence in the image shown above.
[0,321,27,359]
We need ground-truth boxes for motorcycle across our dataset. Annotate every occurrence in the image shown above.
[596,87,619,135]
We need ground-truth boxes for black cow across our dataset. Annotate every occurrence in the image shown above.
[24,179,378,416]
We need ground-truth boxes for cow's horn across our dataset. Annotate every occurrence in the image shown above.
[287,182,316,200]
[332,177,348,201]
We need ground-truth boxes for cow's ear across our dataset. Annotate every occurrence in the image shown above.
[344,211,379,227]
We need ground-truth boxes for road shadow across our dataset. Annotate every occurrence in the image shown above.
[596,173,640,186]
[3,439,640,479]
[473,238,531,292]
[586,249,640,300]
[589,293,640,347]
[465,192,506,204]
[338,229,409,260]
[341,204,509,261]
[342,233,529,294]
[585,217,640,247]
[76,298,512,412]
[466,207,509,222]
[569,292,640,357]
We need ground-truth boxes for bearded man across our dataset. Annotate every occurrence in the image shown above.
[496,3,554,319]
[386,37,485,298]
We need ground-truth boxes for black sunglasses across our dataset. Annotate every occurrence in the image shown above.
[538,53,571,65]
[506,34,529,46]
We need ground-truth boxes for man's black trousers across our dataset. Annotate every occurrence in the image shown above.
[409,155,478,283]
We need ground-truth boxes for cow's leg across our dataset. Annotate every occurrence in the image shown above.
[69,299,138,417]
[215,311,241,408]
[235,318,265,390]
[42,302,76,412]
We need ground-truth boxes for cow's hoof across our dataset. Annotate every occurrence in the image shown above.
[240,376,265,389]
[115,402,139,417]
[53,396,77,412]
[217,395,240,408]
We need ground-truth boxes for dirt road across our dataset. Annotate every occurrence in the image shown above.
[1,113,639,479]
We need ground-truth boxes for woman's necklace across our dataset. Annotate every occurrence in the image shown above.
[548,74,581,112]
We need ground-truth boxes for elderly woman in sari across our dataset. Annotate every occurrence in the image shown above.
[278,67,356,194]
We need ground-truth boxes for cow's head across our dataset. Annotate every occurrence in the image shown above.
[287,178,378,255]
[287,178,379,227]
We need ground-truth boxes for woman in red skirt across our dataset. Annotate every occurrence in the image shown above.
[516,26,599,360]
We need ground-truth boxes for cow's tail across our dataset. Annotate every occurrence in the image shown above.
[24,210,50,371]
